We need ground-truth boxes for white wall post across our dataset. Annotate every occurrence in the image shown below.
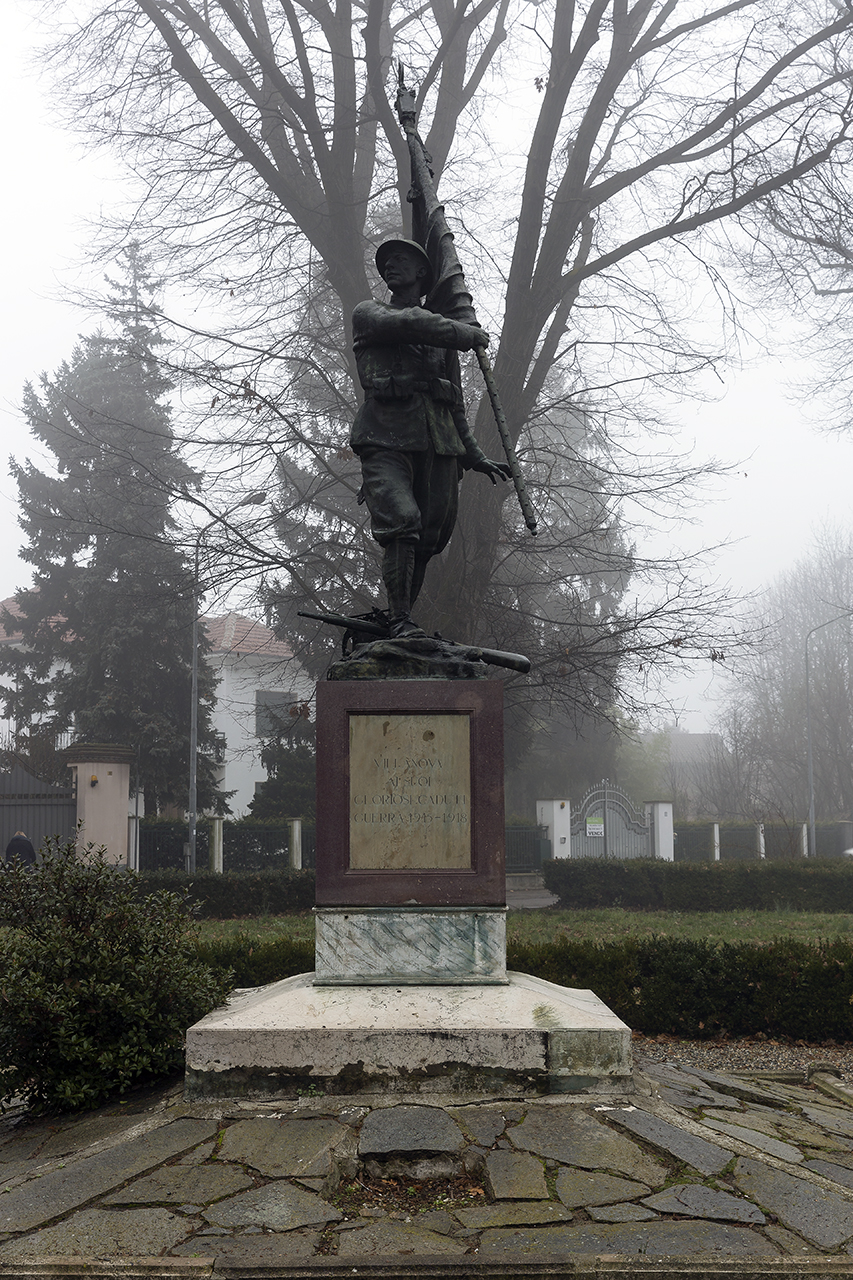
[757,823,766,860]
[210,816,224,874]
[645,802,674,861]
[713,823,721,862]
[64,744,136,865]
[535,799,571,858]
[289,817,303,870]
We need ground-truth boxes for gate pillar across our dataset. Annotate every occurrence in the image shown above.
[536,798,571,857]
[645,801,674,861]
[64,743,135,865]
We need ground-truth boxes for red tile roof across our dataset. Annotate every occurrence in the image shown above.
[1,599,292,660]
[204,612,294,659]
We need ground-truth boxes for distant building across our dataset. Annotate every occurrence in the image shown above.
[0,597,312,818]
[204,612,313,816]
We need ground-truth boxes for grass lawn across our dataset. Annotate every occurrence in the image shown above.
[193,908,853,947]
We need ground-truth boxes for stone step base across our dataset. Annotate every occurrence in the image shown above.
[185,971,632,1100]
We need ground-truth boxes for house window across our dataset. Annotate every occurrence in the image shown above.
[255,690,298,739]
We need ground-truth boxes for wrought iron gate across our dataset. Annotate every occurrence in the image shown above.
[0,764,77,857]
[570,780,650,859]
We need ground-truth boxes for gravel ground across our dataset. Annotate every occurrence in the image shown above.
[633,1033,853,1084]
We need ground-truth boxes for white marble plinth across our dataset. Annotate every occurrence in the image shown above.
[184,971,633,1099]
[314,906,507,984]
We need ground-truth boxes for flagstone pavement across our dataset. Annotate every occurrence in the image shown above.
[5,1055,853,1273]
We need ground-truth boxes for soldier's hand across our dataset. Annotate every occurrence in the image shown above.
[457,323,489,349]
[473,458,512,485]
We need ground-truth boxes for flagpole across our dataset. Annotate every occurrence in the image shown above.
[395,72,538,537]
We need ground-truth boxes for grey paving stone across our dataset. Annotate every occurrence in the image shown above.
[680,1068,790,1106]
[448,1105,506,1148]
[478,1220,780,1256]
[34,1110,153,1160]
[103,1164,253,1205]
[699,1117,804,1163]
[801,1103,853,1140]
[639,1062,737,1110]
[0,1117,218,1234]
[765,1223,826,1256]
[0,1207,189,1258]
[358,1105,464,1156]
[735,1155,853,1249]
[738,1109,848,1150]
[484,1149,547,1200]
[416,1210,456,1235]
[804,1158,853,1190]
[802,1145,853,1168]
[455,1202,572,1229]
[610,1108,731,1176]
[203,1183,342,1231]
[555,1168,651,1209]
[657,1085,725,1110]
[335,1218,466,1256]
[0,1127,53,1165]
[217,1116,343,1178]
[641,1182,766,1223]
[588,1203,658,1222]
[178,1143,218,1166]
[170,1229,322,1261]
[509,1107,666,1186]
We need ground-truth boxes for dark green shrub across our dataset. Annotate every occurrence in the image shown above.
[196,934,314,987]
[508,935,853,1041]
[542,856,853,912]
[139,868,315,917]
[0,838,233,1114]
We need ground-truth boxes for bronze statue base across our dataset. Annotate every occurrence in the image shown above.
[327,635,490,681]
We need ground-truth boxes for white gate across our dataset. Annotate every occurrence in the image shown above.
[570,780,651,859]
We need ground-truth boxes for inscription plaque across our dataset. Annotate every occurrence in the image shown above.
[349,713,471,870]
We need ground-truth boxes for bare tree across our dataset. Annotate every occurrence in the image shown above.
[34,0,853,720]
[708,529,853,822]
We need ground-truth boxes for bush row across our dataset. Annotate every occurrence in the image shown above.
[139,869,315,918]
[193,932,853,1042]
[510,936,853,1041]
[542,857,853,912]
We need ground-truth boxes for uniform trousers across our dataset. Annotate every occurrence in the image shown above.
[359,445,461,557]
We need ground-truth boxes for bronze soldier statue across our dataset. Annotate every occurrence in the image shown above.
[351,238,510,638]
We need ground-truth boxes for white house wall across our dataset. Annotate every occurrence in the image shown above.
[207,650,313,816]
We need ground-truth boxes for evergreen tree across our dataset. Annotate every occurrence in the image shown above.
[248,703,315,822]
[0,246,223,815]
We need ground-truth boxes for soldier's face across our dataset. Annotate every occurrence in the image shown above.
[382,249,426,291]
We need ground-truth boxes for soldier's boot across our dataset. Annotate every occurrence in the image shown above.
[383,538,425,638]
[410,555,430,608]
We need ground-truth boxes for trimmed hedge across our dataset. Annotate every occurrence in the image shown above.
[193,932,853,1041]
[509,936,853,1041]
[139,869,315,918]
[196,934,314,987]
[542,856,853,912]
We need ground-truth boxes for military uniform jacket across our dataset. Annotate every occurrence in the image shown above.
[350,299,487,464]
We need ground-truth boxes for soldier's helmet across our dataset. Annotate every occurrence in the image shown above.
[375,239,433,295]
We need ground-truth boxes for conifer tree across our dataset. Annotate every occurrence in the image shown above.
[1,246,223,814]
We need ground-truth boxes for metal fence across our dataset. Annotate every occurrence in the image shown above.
[138,821,315,873]
[505,826,551,872]
[139,821,527,874]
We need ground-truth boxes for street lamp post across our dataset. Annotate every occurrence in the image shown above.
[805,610,853,859]
[187,491,267,874]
